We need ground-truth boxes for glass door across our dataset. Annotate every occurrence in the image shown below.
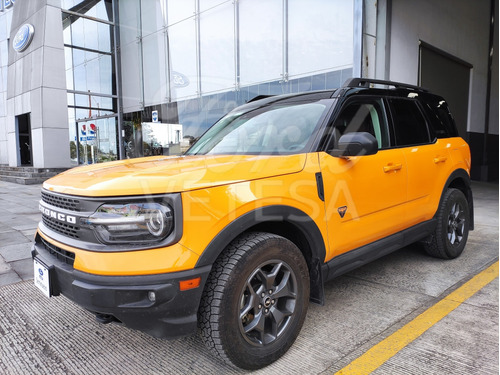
[77,117,118,164]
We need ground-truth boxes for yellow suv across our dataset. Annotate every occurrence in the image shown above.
[33,78,473,369]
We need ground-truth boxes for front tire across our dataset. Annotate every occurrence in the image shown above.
[198,232,310,370]
[423,188,470,259]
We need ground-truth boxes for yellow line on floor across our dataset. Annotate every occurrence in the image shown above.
[335,261,499,375]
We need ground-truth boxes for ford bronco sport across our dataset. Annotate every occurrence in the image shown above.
[33,78,473,369]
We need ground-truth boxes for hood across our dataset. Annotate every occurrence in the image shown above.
[43,154,308,197]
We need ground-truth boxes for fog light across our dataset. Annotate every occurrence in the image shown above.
[148,291,156,303]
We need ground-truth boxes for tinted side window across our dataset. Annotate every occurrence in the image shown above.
[332,99,390,149]
[390,99,431,146]
[422,99,459,138]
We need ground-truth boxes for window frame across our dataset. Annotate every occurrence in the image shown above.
[186,99,333,156]
[419,97,458,139]
[385,97,435,148]
[323,95,394,152]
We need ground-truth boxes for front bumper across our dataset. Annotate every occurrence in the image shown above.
[32,234,211,339]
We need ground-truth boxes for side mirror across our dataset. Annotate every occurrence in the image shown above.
[329,132,378,157]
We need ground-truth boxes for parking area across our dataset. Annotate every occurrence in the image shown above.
[0,181,498,374]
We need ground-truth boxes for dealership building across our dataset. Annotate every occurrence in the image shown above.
[0,0,497,182]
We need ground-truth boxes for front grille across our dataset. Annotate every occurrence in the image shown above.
[41,238,75,266]
[42,215,80,239]
[41,190,81,211]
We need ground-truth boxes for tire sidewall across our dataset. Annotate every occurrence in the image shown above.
[218,235,310,368]
[439,189,470,259]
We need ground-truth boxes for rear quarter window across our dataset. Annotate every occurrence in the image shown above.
[422,98,459,138]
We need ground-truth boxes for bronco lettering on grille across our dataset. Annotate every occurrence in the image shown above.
[39,203,77,224]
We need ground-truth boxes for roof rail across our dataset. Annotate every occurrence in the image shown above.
[247,94,274,103]
[343,78,427,92]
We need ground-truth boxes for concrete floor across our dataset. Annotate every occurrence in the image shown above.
[0,180,497,374]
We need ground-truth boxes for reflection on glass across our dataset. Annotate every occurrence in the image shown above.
[70,50,113,94]
[62,0,113,22]
[73,93,113,111]
[199,2,235,94]
[140,0,166,36]
[142,32,167,106]
[288,0,353,76]
[187,102,328,155]
[77,118,118,164]
[168,23,198,99]
[142,122,183,156]
[68,108,78,165]
[119,0,143,112]
[120,41,143,112]
[74,108,115,121]
[97,21,111,52]
[64,47,74,90]
[63,16,112,53]
[64,0,117,165]
[167,1,198,100]
[118,0,140,45]
[239,0,282,85]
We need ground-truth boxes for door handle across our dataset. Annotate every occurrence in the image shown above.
[433,156,448,164]
[383,163,403,173]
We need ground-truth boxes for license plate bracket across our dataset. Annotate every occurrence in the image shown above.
[33,257,53,298]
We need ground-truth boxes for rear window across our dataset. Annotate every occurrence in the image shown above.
[389,99,431,147]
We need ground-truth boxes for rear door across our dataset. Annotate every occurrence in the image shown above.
[387,97,452,226]
[319,97,408,257]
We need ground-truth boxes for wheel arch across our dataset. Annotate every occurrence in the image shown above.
[195,205,327,305]
[441,168,474,230]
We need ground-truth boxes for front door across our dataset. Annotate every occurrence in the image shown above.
[319,97,408,258]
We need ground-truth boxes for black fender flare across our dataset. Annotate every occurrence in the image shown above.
[195,205,327,304]
[440,168,474,230]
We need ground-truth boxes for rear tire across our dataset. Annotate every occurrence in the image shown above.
[423,188,470,259]
[198,232,310,370]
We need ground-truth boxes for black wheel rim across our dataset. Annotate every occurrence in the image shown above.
[447,201,466,246]
[238,260,298,347]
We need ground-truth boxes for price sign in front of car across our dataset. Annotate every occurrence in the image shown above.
[33,257,51,298]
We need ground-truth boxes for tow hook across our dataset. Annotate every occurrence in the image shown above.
[95,313,119,324]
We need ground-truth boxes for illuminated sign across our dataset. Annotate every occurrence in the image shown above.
[13,24,34,53]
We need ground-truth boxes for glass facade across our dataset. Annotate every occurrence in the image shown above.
[119,0,354,159]
[62,0,119,165]
[62,0,355,164]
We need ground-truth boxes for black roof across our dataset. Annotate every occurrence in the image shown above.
[245,78,440,108]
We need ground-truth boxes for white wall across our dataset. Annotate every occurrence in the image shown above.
[7,0,71,168]
[388,0,493,134]
[0,7,12,165]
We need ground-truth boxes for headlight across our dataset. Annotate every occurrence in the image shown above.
[85,202,174,244]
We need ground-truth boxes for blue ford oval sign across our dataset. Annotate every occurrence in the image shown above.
[171,71,190,88]
[13,24,34,53]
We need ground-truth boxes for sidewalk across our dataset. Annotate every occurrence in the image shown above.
[0,181,41,286]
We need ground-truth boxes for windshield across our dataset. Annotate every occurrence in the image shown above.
[186,102,329,155]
